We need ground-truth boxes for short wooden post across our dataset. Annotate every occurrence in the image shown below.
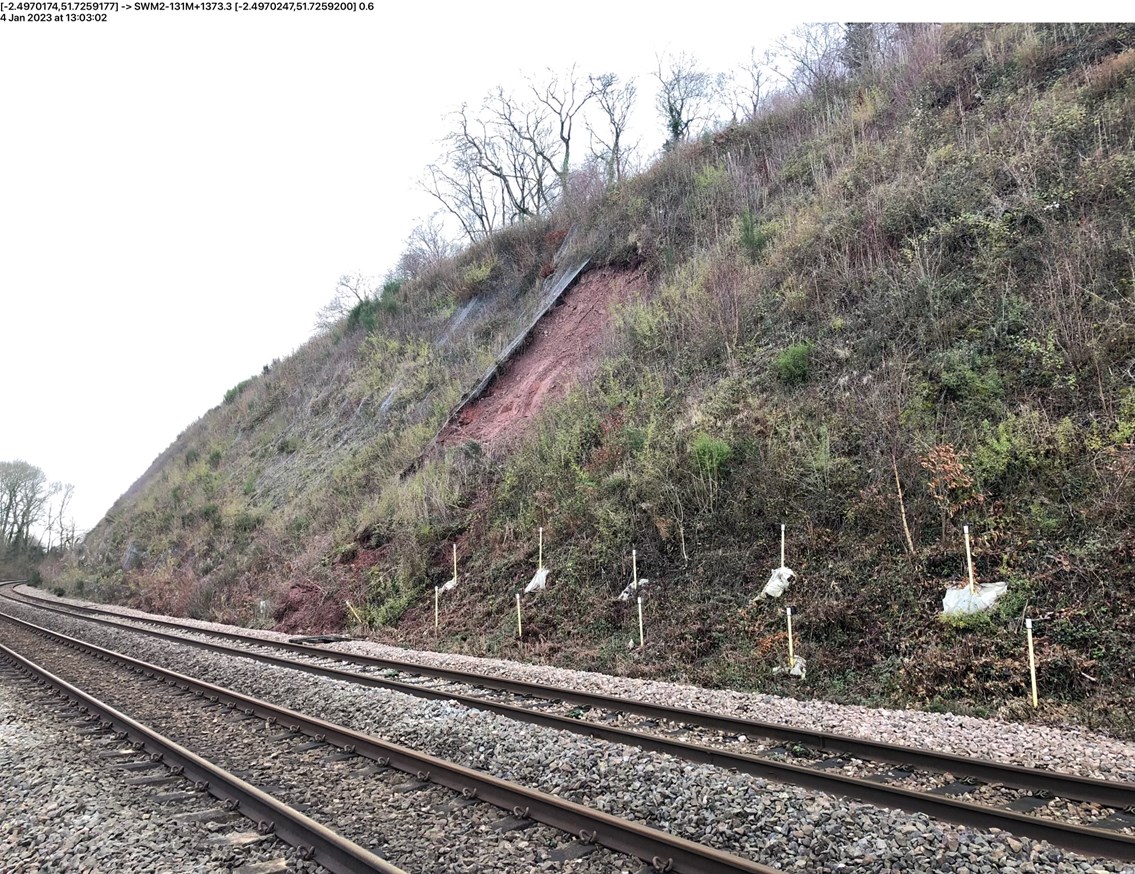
[637,596,644,648]
[780,523,786,568]
[964,524,976,594]
[434,586,439,636]
[538,527,544,571]
[515,593,523,639]
[1026,618,1039,709]
[452,543,458,584]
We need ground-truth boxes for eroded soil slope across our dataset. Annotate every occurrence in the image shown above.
[438,265,647,450]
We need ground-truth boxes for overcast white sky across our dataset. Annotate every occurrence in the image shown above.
[0,3,1093,536]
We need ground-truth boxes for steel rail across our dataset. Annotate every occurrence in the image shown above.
[0,611,779,874]
[5,599,1135,863]
[0,640,406,874]
[8,584,1135,812]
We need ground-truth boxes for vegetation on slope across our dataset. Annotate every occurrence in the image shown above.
[57,23,1135,735]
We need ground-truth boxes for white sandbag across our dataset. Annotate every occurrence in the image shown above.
[616,578,650,601]
[773,656,807,679]
[524,567,549,594]
[942,580,1008,616]
[439,575,458,594]
[757,566,796,600]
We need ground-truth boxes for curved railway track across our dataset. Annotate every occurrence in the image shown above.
[5,583,1135,866]
[0,605,778,874]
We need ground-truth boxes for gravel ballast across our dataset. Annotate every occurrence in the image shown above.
[5,590,1135,874]
[0,655,305,873]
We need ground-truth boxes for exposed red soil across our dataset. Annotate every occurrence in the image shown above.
[438,265,648,450]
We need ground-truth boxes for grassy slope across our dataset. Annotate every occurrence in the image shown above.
[60,23,1135,735]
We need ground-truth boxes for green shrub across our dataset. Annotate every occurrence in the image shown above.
[775,341,814,385]
[456,257,497,301]
[224,379,253,405]
[691,433,733,476]
[233,512,261,534]
[347,298,383,333]
[739,210,776,263]
[200,503,221,528]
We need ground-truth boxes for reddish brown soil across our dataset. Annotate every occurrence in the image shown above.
[438,265,647,450]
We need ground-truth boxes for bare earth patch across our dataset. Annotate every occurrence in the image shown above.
[437,265,647,450]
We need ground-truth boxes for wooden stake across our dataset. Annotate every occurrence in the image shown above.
[1026,618,1039,709]
[632,548,638,587]
[452,543,458,585]
[434,586,439,636]
[637,596,644,648]
[964,524,976,594]
[780,524,786,568]
[538,527,544,571]
[892,452,916,555]
[515,593,523,638]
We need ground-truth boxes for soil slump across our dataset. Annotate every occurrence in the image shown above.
[438,265,647,450]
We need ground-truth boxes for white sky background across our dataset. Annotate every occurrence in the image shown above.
[0,2,1084,536]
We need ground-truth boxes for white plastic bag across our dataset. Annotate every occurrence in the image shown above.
[942,581,1008,616]
[616,578,649,601]
[757,566,796,600]
[524,567,549,594]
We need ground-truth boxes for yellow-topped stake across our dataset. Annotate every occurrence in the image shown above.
[964,524,976,594]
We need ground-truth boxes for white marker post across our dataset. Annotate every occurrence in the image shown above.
[780,523,786,568]
[434,586,439,636]
[786,606,796,670]
[1026,618,1039,709]
[538,527,544,570]
[637,596,645,648]
[964,524,976,594]
[515,593,523,639]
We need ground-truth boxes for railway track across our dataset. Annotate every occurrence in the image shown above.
[0,608,778,874]
[0,637,402,874]
[5,583,1135,867]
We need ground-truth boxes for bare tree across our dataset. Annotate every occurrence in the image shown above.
[588,72,637,186]
[423,146,502,243]
[654,52,713,149]
[395,214,458,280]
[481,89,559,215]
[424,76,590,243]
[0,460,50,555]
[769,23,848,100]
[717,48,769,123]
[316,271,379,330]
[529,65,595,201]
